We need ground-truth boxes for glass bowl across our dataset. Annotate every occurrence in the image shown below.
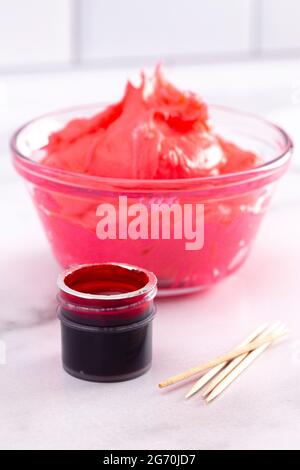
[11,104,292,296]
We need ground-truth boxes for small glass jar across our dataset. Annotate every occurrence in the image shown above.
[57,263,157,382]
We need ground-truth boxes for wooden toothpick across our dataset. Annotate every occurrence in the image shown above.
[158,327,288,389]
[185,322,269,399]
[203,322,282,400]
[205,324,286,403]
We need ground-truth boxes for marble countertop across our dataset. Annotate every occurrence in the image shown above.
[0,60,300,450]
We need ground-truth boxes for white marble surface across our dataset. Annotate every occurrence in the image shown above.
[0,60,300,450]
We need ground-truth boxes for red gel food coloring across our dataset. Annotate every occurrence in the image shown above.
[57,263,157,382]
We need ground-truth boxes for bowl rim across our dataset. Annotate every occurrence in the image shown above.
[10,103,293,191]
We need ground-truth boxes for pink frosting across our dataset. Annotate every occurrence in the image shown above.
[43,68,260,179]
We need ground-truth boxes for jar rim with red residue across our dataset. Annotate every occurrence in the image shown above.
[57,263,157,382]
[58,262,157,326]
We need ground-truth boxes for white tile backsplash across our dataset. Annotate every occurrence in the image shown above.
[0,0,73,67]
[78,0,253,61]
[261,0,300,51]
[0,0,299,70]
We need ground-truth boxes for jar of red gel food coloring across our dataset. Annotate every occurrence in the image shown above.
[57,263,157,382]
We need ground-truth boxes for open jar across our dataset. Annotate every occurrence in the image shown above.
[57,263,157,382]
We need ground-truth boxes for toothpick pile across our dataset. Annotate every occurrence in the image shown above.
[158,322,288,403]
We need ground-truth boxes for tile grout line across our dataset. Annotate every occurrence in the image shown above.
[70,0,82,66]
[250,0,263,57]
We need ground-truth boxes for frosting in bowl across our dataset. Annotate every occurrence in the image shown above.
[42,67,260,179]
[12,68,290,294]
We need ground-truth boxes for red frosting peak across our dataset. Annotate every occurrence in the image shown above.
[43,67,260,179]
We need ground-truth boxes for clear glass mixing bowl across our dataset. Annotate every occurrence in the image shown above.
[11,105,292,296]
